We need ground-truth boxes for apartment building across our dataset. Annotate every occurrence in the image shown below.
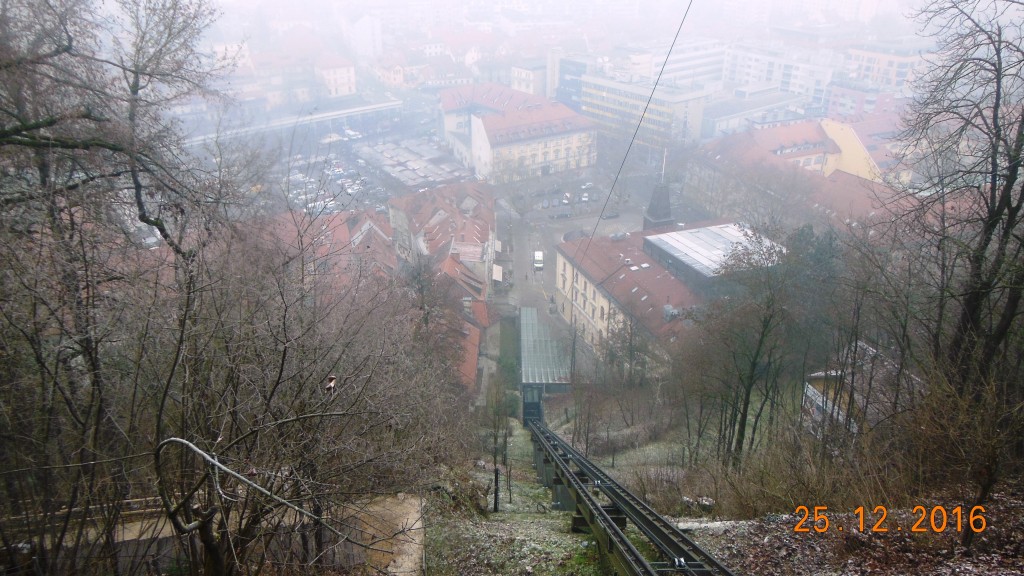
[579,75,716,147]
[315,56,357,99]
[510,60,547,95]
[845,40,927,91]
[724,43,837,109]
[439,83,596,183]
[554,234,699,349]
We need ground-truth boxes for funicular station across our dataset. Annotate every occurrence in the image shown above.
[518,307,570,423]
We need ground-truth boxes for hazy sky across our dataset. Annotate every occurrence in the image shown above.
[210,0,922,42]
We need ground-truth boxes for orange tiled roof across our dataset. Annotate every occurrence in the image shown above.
[482,104,592,145]
[812,169,895,222]
[439,83,539,113]
[438,252,487,300]
[558,234,701,341]
[439,83,592,145]
[707,120,841,167]
[388,182,495,255]
[470,300,491,328]
[848,112,904,170]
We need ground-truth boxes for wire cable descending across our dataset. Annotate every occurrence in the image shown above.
[565,0,700,327]
[571,0,696,269]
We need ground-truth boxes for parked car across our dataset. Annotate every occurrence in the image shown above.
[581,193,589,202]
[602,211,620,219]
[542,198,550,209]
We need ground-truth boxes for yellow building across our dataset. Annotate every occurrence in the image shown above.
[819,118,882,182]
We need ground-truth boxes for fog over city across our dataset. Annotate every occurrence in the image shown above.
[2,0,1023,574]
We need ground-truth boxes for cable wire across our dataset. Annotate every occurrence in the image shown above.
[571,0,696,269]
[565,0,700,325]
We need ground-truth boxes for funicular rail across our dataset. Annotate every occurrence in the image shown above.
[528,421,736,576]
[528,421,659,576]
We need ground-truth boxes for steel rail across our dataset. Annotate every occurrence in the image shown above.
[533,423,736,576]
[528,421,660,576]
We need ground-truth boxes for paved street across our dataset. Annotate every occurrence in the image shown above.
[496,176,654,348]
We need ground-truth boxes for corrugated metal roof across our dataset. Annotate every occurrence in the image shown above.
[645,223,751,277]
[519,307,570,385]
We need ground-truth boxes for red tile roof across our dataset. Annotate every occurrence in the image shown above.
[482,103,592,145]
[558,234,701,341]
[259,209,397,282]
[847,112,905,170]
[388,182,495,255]
[706,120,840,167]
[438,252,487,300]
[812,169,895,222]
[439,83,592,145]
[470,300,491,328]
[439,82,540,113]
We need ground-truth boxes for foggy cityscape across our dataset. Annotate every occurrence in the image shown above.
[1,0,1022,575]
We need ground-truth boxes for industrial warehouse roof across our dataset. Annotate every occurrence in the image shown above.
[644,223,780,278]
[520,307,570,385]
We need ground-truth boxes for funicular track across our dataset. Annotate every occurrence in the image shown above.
[528,421,735,576]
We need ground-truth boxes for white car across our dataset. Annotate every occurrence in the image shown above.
[581,182,594,189]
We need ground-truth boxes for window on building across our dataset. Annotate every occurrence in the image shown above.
[600,306,605,320]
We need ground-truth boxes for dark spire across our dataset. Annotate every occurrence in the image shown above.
[643,184,674,231]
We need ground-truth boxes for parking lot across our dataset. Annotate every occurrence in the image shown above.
[355,137,471,190]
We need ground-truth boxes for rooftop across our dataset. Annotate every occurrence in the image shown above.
[439,82,539,113]
[388,182,495,255]
[705,120,841,166]
[644,223,780,278]
[520,307,571,385]
[483,105,592,145]
[811,169,893,222]
[703,91,805,120]
[458,321,481,392]
[439,83,593,145]
[557,234,700,341]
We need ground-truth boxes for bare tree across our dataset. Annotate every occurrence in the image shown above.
[903,0,1024,394]
[894,0,1024,545]
[0,2,474,574]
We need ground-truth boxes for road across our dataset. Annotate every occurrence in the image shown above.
[497,176,653,346]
